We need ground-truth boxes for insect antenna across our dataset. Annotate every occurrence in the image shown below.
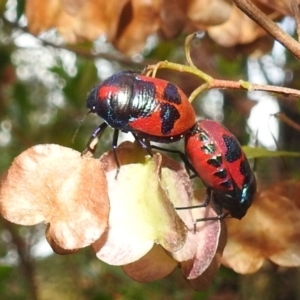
[72,111,91,144]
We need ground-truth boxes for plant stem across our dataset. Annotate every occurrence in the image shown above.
[233,0,300,60]
[146,62,300,102]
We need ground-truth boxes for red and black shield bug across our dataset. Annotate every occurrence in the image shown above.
[185,120,257,220]
[85,70,196,168]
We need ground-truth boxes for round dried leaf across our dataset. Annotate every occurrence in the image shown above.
[223,180,300,273]
[122,244,178,282]
[174,189,225,280]
[93,142,188,265]
[0,144,109,250]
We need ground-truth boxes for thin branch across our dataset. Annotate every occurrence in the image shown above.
[0,15,147,67]
[40,39,146,67]
[273,112,300,132]
[1,220,38,300]
[145,61,300,101]
[232,0,300,60]
[213,79,300,99]
[291,0,300,41]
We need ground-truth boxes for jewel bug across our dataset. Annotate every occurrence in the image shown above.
[185,120,256,220]
[85,70,196,169]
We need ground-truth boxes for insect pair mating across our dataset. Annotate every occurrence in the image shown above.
[84,71,256,221]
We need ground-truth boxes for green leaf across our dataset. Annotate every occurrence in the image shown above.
[243,146,300,160]
[0,265,13,282]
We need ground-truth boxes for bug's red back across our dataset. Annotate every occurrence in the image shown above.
[87,71,196,143]
[185,119,256,219]
[185,120,247,192]
[128,75,196,139]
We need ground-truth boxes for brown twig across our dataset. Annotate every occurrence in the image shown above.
[291,0,300,41]
[146,61,300,101]
[0,15,146,67]
[212,79,300,99]
[274,112,300,132]
[1,219,38,300]
[233,0,300,60]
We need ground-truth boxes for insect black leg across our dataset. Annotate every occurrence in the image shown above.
[151,145,197,177]
[82,122,108,155]
[194,190,230,222]
[176,188,212,210]
[112,129,121,178]
[195,211,229,222]
[133,134,153,157]
[176,188,229,222]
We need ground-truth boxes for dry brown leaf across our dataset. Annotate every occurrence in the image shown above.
[222,180,300,274]
[113,0,160,55]
[207,5,268,47]
[122,244,178,282]
[159,0,187,38]
[177,189,227,289]
[25,0,61,34]
[0,144,109,252]
[26,0,130,43]
[187,0,232,27]
[25,0,287,55]
[188,222,226,290]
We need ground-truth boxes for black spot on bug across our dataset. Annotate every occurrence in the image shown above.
[201,143,215,155]
[240,159,252,184]
[223,134,242,163]
[162,83,182,104]
[207,155,223,168]
[214,169,228,179]
[160,103,180,134]
[199,131,209,142]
